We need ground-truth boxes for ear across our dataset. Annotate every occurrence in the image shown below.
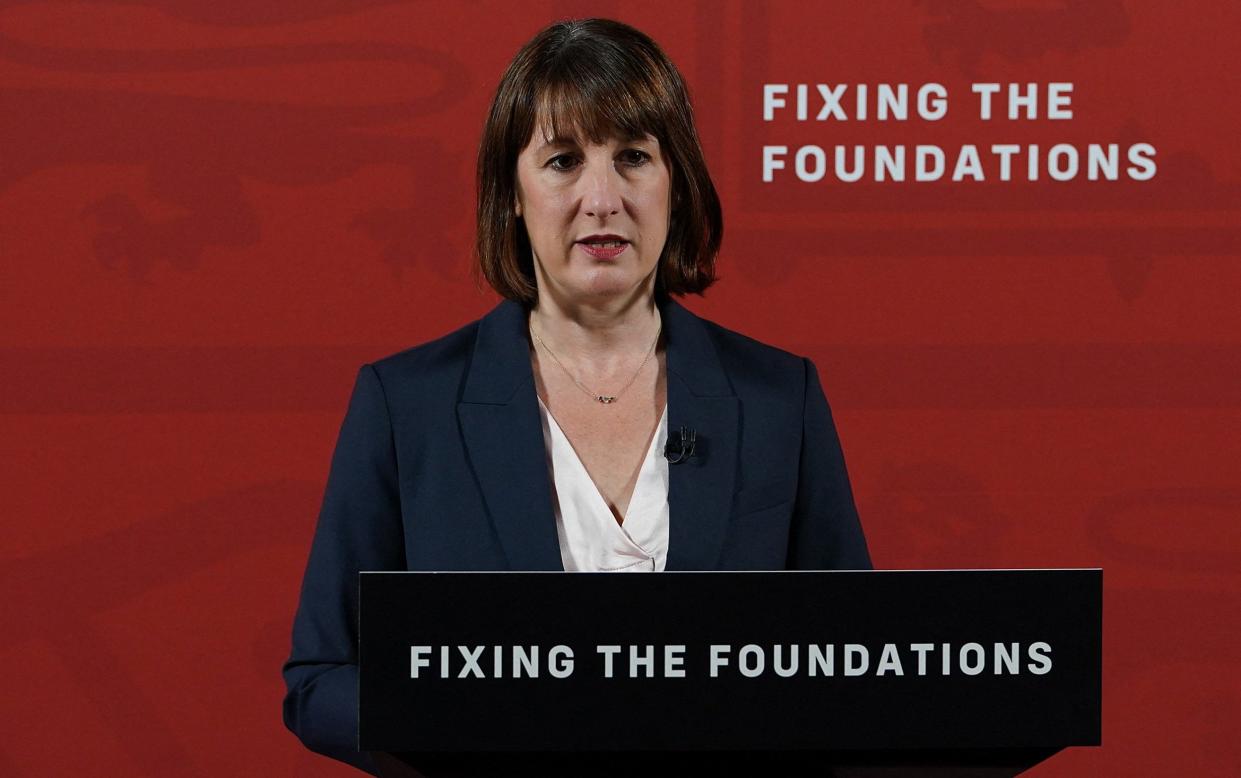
[514,199,523,217]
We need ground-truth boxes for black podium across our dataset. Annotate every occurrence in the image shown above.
[359,570,1101,776]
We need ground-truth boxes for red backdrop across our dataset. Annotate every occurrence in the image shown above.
[3,1,1238,775]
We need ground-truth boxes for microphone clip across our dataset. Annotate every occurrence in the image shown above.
[663,425,697,464]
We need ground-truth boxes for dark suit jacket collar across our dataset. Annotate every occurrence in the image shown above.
[457,296,739,571]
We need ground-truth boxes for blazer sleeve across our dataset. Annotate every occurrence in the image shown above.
[282,364,406,775]
[787,357,873,570]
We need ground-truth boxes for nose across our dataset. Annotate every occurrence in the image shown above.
[581,156,622,218]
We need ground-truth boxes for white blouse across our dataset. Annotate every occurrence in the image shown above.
[536,396,670,572]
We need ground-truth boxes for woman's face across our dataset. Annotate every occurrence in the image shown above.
[514,122,671,306]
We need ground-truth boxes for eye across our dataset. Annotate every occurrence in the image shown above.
[619,149,651,167]
[547,154,579,172]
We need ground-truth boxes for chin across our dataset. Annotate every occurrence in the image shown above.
[572,268,648,300]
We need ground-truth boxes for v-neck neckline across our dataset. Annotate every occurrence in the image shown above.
[537,396,667,530]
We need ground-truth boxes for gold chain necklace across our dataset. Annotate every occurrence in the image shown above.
[529,317,661,404]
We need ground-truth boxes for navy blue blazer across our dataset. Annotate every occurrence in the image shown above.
[282,296,871,773]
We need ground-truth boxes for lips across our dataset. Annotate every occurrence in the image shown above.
[577,233,629,246]
[577,241,628,260]
[576,234,630,260]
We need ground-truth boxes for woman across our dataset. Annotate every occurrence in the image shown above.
[283,17,871,775]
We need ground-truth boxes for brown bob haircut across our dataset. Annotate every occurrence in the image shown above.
[476,18,723,304]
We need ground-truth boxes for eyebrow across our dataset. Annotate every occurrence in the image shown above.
[533,132,654,156]
[533,136,579,155]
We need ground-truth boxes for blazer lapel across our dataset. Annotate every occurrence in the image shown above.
[457,300,564,571]
[661,298,739,571]
[456,297,739,572]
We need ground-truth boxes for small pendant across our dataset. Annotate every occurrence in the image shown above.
[596,395,617,404]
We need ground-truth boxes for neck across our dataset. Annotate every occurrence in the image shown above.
[529,284,662,363]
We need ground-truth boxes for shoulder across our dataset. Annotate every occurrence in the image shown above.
[363,314,484,402]
[699,315,806,372]
[682,306,811,396]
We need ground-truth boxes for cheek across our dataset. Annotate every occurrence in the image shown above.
[639,183,672,234]
[524,194,575,254]
[644,176,672,221]
[526,188,571,221]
